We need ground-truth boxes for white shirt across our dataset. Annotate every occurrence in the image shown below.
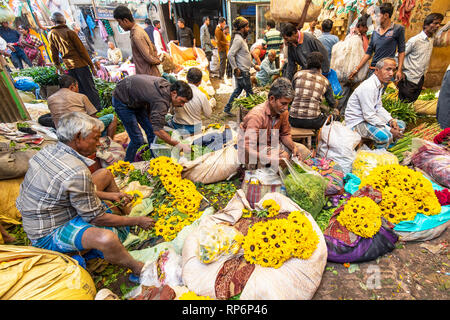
[153,29,165,55]
[345,74,393,129]
[173,83,212,126]
[403,31,434,85]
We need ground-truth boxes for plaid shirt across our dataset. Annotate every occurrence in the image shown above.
[16,142,106,240]
[290,69,333,119]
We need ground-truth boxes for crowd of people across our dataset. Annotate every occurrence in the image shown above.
[0,2,448,282]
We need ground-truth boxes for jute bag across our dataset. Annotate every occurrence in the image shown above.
[0,142,37,180]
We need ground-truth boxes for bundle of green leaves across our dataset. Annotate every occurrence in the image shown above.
[12,66,59,86]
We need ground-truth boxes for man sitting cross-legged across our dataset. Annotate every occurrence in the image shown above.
[16,112,155,277]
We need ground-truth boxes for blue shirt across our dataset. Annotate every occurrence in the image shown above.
[0,26,20,49]
[366,23,405,67]
[256,57,280,86]
[318,32,339,62]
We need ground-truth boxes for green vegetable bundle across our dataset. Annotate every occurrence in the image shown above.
[12,67,60,86]
[381,96,417,124]
[418,89,436,101]
[94,78,117,109]
[280,160,327,218]
[232,94,267,110]
[388,122,442,161]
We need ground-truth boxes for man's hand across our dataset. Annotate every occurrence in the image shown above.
[136,216,155,230]
[234,68,242,78]
[348,69,357,80]
[389,119,399,131]
[390,127,403,140]
[254,65,261,71]
[332,108,340,117]
[395,70,404,83]
[110,192,133,205]
[7,44,15,52]
[91,67,97,77]
[176,142,192,154]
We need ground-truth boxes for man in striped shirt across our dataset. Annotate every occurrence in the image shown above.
[263,20,283,68]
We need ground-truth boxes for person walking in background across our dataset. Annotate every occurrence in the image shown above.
[215,17,228,80]
[144,18,155,44]
[0,21,32,70]
[17,25,45,67]
[317,19,339,63]
[224,17,260,117]
[200,16,214,70]
[113,6,160,77]
[153,20,167,54]
[263,20,283,68]
[176,18,195,48]
[349,2,406,82]
[224,25,233,79]
[398,13,444,103]
[48,12,101,111]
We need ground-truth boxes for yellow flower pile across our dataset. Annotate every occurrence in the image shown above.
[148,156,204,241]
[236,210,319,268]
[182,60,200,67]
[360,164,441,224]
[125,190,144,207]
[336,197,382,238]
[178,291,213,300]
[262,199,281,217]
[352,150,398,179]
[107,161,135,178]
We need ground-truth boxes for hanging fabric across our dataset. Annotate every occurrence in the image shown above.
[102,19,114,37]
[98,20,108,42]
[86,14,96,38]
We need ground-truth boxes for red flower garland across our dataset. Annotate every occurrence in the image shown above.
[435,189,450,206]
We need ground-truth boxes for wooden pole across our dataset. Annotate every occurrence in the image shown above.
[297,0,312,30]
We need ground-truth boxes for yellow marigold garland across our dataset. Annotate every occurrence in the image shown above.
[336,196,382,238]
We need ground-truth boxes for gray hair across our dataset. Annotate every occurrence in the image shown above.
[268,77,294,100]
[56,112,104,143]
[51,12,66,24]
[375,57,397,69]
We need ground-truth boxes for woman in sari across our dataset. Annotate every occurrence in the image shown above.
[18,25,45,66]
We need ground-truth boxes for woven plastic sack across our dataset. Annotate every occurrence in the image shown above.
[413,99,437,116]
[351,149,399,179]
[0,245,96,300]
[411,138,450,188]
[331,34,369,83]
[303,157,345,196]
[270,0,323,23]
[324,186,398,263]
[182,190,328,300]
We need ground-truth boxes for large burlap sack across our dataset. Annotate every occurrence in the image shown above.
[0,245,96,300]
[0,142,37,180]
[413,99,437,116]
[182,190,328,300]
[180,144,240,184]
[270,0,322,23]
[0,177,23,226]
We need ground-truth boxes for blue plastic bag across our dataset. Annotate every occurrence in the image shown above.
[14,77,41,99]
[323,69,342,96]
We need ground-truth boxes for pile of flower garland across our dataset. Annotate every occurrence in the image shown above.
[237,201,319,269]
[148,156,204,241]
[107,160,135,178]
[337,197,382,238]
[360,164,441,224]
